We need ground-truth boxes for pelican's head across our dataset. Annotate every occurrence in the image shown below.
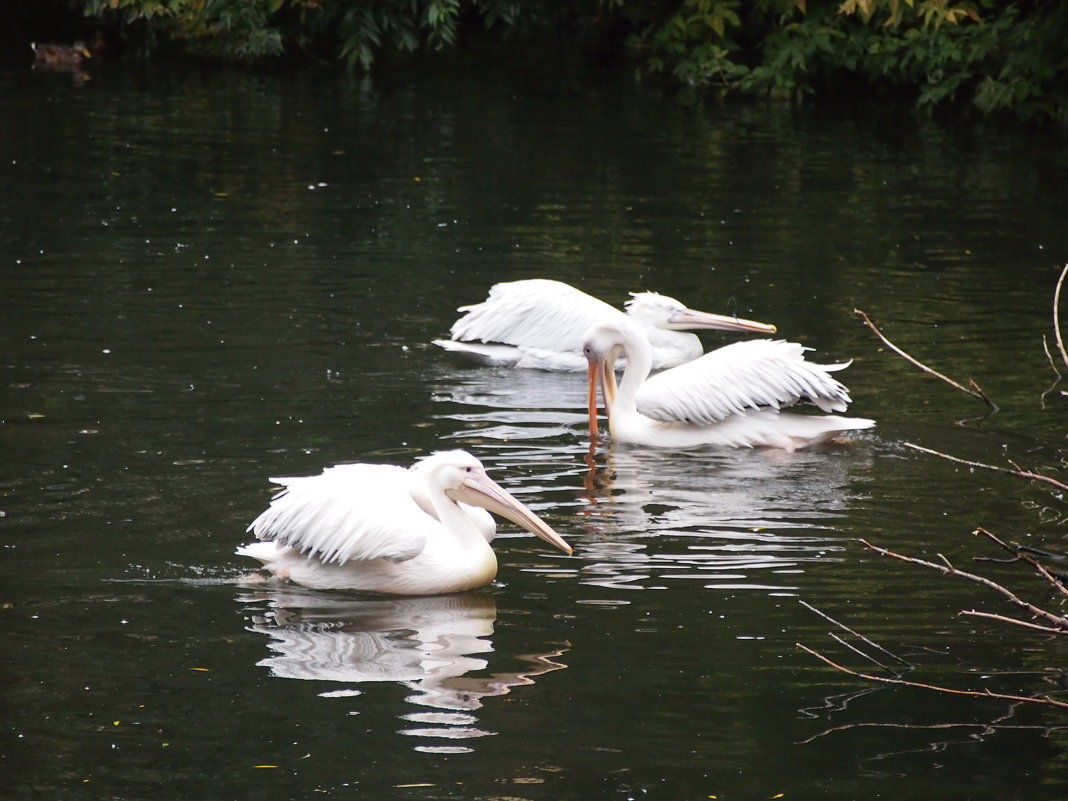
[414,451,572,555]
[626,291,776,334]
[582,322,629,440]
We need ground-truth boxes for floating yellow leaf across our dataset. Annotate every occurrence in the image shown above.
[191,667,210,672]
[254,765,279,769]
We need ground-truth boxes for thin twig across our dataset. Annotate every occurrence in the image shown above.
[904,442,1068,493]
[1038,337,1063,410]
[960,609,1068,635]
[859,539,1068,632]
[827,632,897,676]
[854,308,997,409]
[974,527,1068,599]
[1054,263,1068,373]
[797,643,1068,710]
[799,599,912,668]
[798,719,1068,745]
[1042,334,1063,385]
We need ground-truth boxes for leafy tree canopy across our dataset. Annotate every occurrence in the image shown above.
[68,0,1068,124]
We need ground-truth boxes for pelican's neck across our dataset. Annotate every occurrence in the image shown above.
[614,324,653,416]
[425,484,491,550]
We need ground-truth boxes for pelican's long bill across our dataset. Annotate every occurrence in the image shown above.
[586,344,621,443]
[447,474,573,555]
[665,307,777,334]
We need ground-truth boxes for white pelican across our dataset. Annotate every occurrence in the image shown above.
[238,450,572,595]
[433,278,776,371]
[584,319,875,452]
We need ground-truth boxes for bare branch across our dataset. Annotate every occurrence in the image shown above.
[1042,335,1063,382]
[798,719,1068,745]
[859,538,1068,632]
[1040,338,1067,407]
[960,609,1068,635]
[974,527,1068,598]
[1054,263,1068,373]
[797,643,1068,710]
[904,442,1068,493]
[799,599,912,668]
[827,632,897,675]
[854,308,996,408]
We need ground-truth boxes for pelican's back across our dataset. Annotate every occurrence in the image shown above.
[248,464,432,565]
[637,339,854,426]
[449,279,623,352]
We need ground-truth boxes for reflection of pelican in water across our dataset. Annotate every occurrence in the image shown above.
[239,589,567,751]
[559,447,872,592]
[430,364,592,443]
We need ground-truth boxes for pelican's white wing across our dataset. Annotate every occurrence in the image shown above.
[636,339,853,425]
[447,279,623,353]
[247,464,435,565]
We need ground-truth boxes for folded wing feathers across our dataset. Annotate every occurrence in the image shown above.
[637,339,854,425]
[450,279,622,353]
[247,464,429,565]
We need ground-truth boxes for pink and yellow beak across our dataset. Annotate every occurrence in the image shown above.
[664,307,777,334]
[586,347,620,443]
[449,473,572,555]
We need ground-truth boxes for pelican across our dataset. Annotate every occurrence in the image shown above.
[584,319,875,452]
[238,450,572,595]
[433,279,776,371]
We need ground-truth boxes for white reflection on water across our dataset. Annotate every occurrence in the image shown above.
[238,589,567,753]
[429,364,875,593]
[563,445,871,592]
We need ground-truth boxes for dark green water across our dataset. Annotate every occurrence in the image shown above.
[4,43,1068,800]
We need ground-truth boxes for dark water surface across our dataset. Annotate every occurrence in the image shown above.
[4,44,1068,800]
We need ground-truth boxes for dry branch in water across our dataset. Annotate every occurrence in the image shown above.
[860,533,1068,634]
[799,599,912,671]
[1053,263,1068,373]
[805,272,1068,716]
[903,442,1068,493]
[797,643,1068,711]
[798,531,1068,713]
[854,308,997,409]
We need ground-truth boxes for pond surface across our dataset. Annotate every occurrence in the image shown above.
[4,41,1068,800]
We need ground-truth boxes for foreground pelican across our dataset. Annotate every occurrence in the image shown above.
[238,450,572,595]
[584,319,875,451]
[433,278,776,371]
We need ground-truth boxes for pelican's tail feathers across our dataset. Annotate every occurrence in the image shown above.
[432,339,521,367]
[235,541,286,565]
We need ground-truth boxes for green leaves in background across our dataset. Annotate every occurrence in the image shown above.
[75,0,1068,124]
